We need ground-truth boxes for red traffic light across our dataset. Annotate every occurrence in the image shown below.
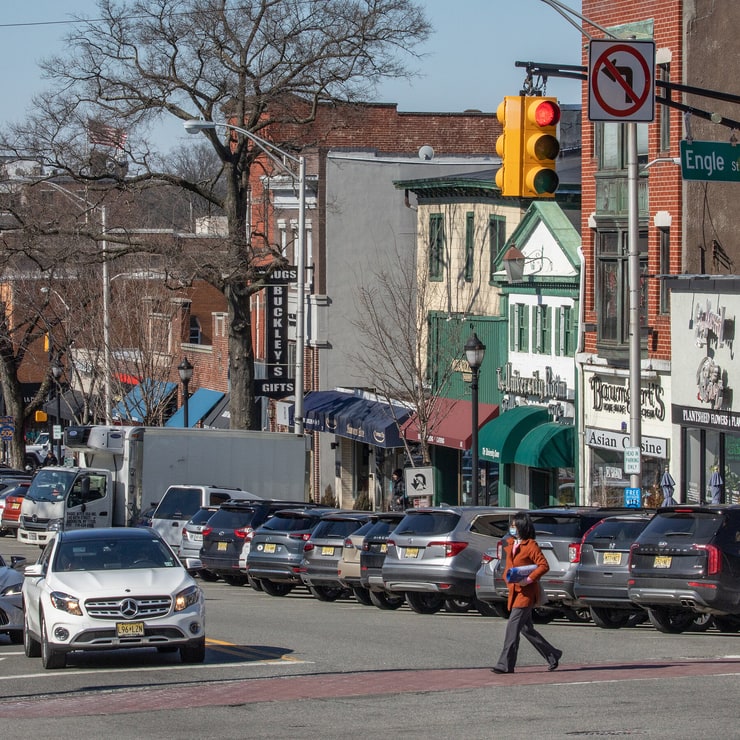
[531,99,561,128]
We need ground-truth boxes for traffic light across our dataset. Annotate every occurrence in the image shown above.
[521,96,560,198]
[495,95,560,198]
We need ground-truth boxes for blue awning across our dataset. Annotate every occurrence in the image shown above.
[166,388,225,428]
[111,380,177,423]
[201,393,231,429]
[291,391,411,448]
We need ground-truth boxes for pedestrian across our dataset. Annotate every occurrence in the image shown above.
[389,469,408,511]
[42,449,58,467]
[491,511,562,674]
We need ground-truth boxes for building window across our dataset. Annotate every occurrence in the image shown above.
[464,212,474,282]
[429,213,445,281]
[533,305,551,354]
[509,303,529,352]
[489,216,506,281]
[659,229,670,314]
[659,64,670,152]
[595,230,648,347]
[189,316,202,344]
[595,122,649,170]
[555,305,576,357]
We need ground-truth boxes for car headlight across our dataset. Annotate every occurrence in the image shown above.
[0,582,22,597]
[47,518,64,532]
[49,591,82,616]
[174,585,201,612]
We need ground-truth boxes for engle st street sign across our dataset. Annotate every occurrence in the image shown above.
[680,140,740,182]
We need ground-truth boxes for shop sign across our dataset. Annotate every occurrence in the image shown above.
[672,405,740,432]
[256,282,294,398]
[496,363,570,402]
[585,427,668,459]
[696,356,727,410]
[693,299,728,349]
[589,376,666,421]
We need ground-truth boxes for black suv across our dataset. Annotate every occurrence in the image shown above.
[628,504,740,633]
[359,512,405,610]
[200,500,309,585]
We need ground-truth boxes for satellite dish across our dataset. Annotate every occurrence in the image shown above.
[418,145,434,161]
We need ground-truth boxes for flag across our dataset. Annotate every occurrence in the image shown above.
[87,119,128,150]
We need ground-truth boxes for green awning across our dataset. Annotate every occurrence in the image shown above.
[479,405,549,463]
[514,422,575,468]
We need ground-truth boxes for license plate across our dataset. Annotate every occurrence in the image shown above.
[217,541,228,551]
[380,544,387,553]
[405,547,419,558]
[264,543,277,553]
[654,555,672,568]
[10,502,20,509]
[116,621,145,637]
[28,532,37,541]
[321,546,335,556]
[192,533,202,542]
[602,552,622,565]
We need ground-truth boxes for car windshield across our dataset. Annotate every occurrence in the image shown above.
[585,519,650,548]
[53,537,178,571]
[154,488,202,519]
[639,511,722,541]
[311,519,365,539]
[207,508,257,529]
[365,520,398,538]
[188,508,217,526]
[394,512,461,536]
[25,470,77,503]
[261,514,321,533]
[531,515,592,538]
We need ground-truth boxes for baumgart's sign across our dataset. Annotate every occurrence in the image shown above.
[589,376,666,421]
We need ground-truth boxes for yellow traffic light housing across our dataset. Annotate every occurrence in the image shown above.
[521,96,560,198]
[35,410,48,423]
[495,96,524,197]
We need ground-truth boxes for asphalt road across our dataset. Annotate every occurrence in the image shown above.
[2,537,739,739]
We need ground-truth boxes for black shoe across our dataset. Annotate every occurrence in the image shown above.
[491,667,513,674]
[548,651,563,671]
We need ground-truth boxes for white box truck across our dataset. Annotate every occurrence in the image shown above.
[18,425,309,546]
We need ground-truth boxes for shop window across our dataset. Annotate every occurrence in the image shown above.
[509,303,529,352]
[464,212,474,282]
[533,305,551,355]
[429,213,445,281]
[489,216,506,282]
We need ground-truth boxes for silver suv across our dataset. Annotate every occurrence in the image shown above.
[382,506,517,615]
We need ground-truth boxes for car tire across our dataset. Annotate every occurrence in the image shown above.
[647,607,696,634]
[589,607,632,629]
[563,606,592,623]
[688,613,714,632]
[261,579,295,597]
[713,615,740,633]
[352,586,373,605]
[444,597,473,613]
[308,585,346,602]
[247,575,264,591]
[199,569,219,582]
[222,574,248,587]
[368,590,405,610]
[474,598,502,618]
[180,637,206,664]
[488,601,511,619]
[23,615,40,658]
[8,630,23,645]
[40,614,65,669]
[531,607,558,624]
[405,592,444,615]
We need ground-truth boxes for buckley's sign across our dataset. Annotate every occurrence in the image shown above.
[256,282,295,399]
[589,375,666,421]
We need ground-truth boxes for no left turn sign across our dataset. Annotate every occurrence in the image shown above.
[589,39,655,122]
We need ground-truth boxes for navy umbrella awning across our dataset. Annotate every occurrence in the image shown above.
[709,469,724,504]
[660,470,677,507]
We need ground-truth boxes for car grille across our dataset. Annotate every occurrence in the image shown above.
[84,595,172,619]
[20,516,50,531]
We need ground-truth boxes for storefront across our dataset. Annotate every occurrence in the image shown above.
[668,276,740,504]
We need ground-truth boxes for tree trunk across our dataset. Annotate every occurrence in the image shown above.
[225,280,258,430]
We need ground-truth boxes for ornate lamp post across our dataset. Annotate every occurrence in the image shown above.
[464,332,486,506]
[178,357,194,428]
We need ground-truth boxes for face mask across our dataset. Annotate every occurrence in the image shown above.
[509,526,518,537]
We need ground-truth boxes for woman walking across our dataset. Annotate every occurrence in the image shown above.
[492,511,562,674]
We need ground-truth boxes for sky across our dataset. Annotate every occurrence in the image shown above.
[0,0,584,152]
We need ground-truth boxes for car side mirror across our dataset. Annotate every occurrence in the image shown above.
[24,563,44,577]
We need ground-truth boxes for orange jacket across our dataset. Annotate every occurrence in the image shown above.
[503,538,549,610]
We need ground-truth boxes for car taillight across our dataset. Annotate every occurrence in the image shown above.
[182,528,187,538]
[428,541,468,558]
[235,526,254,540]
[202,526,213,537]
[304,541,314,552]
[481,553,495,564]
[289,532,311,541]
[568,542,581,563]
[628,542,638,570]
[695,544,721,575]
[387,539,396,548]
[344,538,354,549]
[496,540,504,559]
[362,541,370,552]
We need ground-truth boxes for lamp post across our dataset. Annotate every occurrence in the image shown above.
[183,118,306,436]
[178,357,194,428]
[51,357,63,463]
[464,332,486,507]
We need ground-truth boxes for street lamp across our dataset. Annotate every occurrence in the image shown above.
[464,332,486,507]
[51,357,64,463]
[178,357,194,428]
[183,118,306,435]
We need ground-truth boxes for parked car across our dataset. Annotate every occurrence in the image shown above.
[475,543,510,618]
[382,506,518,615]
[628,504,740,633]
[0,482,31,535]
[200,500,308,586]
[0,553,25,643]
[246,507,332,596]
[573,513,654,628]
[134,504,157,528]
[337,519,378,604]
[299,510,373,601]
[359,512,405,610]
[487,507,644,622]
[22,527,205,669]
[179,506,219,579]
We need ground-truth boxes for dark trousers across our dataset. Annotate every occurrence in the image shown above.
[493,606,560,672]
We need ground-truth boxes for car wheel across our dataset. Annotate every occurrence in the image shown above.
[199,569,219,582]
[261,579,295,597]
[647,607,696,634]
[23,614,40,658]
[222,574,248,587]
[8,630,23,645]
[563,606,592,623]
[352,586,373,606]
[308,585,346,602]
[405,592,444,615]
[688,613,714,632]
[713,615,740,633]
[589,607,632,629]
[531,607,558,624]
[368,590,405,610]
[247,575,264,591]
[474,598,502,618]
[180,637,206,664]
[444,597,473,614]
[488,601,511,619]
[40,614,65,669]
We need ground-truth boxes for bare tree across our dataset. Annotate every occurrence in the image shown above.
[2,0,431,430]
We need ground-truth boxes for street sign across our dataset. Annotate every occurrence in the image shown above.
[588,39,655,122]
[624,487,642,508]
[680,140,740,182]
[0,416,13,441]
[53,424,63,441]
[624,446,641,474]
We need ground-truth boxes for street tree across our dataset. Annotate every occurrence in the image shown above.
[2,0,431,430]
